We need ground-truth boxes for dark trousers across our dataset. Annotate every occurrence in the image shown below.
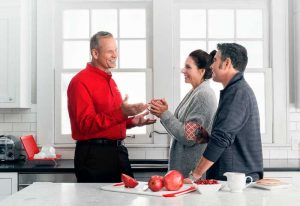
[74,140,133,183]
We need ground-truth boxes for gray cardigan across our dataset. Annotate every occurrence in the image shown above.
[160,80,217,177]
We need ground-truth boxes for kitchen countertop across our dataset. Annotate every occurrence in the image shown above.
[1,182,300,206]
[0,159,168,173]
[0,159,299,173]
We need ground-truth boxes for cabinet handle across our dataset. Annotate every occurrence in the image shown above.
[126,135,135,138]
[8,97,13,101]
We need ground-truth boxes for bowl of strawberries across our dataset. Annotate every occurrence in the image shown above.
[193,179,222,194]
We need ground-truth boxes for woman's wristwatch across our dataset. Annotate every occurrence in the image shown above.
[188,170,200,182]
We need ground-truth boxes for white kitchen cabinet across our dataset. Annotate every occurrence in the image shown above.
[264,171,300,186]
[18,173,77,190]
[0,0,31,108]
[0,172,18,201]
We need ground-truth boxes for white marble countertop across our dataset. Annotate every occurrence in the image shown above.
[1,182,300,206]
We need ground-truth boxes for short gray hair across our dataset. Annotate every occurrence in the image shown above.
[90,31,113,53]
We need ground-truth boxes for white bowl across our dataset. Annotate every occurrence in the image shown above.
[193,183,222,194]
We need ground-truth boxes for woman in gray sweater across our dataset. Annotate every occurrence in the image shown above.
[150,49,217,178]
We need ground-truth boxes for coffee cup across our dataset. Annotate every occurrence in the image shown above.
[224,172,253,193]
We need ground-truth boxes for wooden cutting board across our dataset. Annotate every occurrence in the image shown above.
[100,181,196,197]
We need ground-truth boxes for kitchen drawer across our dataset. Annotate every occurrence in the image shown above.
[132,162,168,181]
[0,172,17,201]
[134,171,165,181]
[18,173,76,190]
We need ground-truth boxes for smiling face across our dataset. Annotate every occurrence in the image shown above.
[91,37,118,70]
[181,56,205,88]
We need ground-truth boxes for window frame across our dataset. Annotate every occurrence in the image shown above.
[37,0,289,152]
[45,0,154,146]
[173,0,273,143]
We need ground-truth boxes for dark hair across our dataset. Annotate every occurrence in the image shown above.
[217,43,248,72]
[90,31,113,54]
[188,49,216,80]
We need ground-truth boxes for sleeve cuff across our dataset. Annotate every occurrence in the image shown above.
[203,140,226,162]
[112,107,128,123]
[160,110,172,122]
[126,117,135,129]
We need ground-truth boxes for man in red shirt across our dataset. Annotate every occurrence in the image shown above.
[67,31,156,183]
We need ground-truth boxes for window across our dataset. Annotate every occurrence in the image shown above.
[54,1,152,144]
[38,0,287,151]
[174,1,272,143]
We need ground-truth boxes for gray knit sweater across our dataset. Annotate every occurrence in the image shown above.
[160,80,217,177]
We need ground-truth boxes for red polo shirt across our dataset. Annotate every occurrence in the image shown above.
[67,63,134,141]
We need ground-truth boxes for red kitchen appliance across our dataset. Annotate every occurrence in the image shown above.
[20,135,61,164]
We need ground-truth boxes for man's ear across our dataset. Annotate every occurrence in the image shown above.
[91,49,99,59]
[224,58,232,69]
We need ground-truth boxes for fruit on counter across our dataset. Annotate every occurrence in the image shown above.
[194,179,219,185]
[163,170,184,191]
[148,175,164,192]
[121,173,138,188]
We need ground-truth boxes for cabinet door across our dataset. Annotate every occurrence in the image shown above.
[0,8,18,105]
[0,172,18,201]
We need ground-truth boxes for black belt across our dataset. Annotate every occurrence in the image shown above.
[77,138,124,146]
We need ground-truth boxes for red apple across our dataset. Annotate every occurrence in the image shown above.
[121,173,138,188]
[163,170,184,191]
[148,175,164,192]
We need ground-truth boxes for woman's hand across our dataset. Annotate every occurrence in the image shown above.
[149,99,168,118]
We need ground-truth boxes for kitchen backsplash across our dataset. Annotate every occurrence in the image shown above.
[0,104,300,159]
[0,104,37,139]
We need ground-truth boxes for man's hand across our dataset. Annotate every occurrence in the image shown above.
[192,157,215,181]
[121,95,148,117]
[185,122,209,144]
[196,125,209,143]
[184,178,193,184]
[131,111,156,127]
[149,98,168,117]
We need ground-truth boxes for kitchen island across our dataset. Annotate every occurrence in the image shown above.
[1,182,300,206]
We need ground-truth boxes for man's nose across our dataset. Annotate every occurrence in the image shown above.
[181,68,186,73]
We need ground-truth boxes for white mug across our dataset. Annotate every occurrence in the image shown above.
[224,172,253,193]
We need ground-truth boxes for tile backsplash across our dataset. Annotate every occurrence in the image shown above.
[0,104,37,138]
[1,104,300,159]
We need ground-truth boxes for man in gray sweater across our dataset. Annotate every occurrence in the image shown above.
[188,43,263,181]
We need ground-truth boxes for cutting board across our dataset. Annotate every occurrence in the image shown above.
[100,181,196,197]
[250,182,291,190]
